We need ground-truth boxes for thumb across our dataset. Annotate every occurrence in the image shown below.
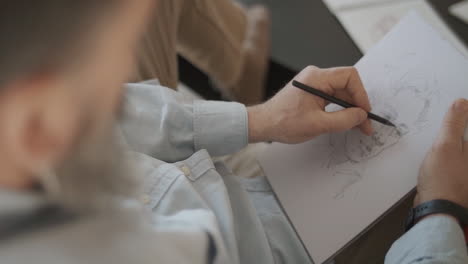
[438,99,468,147]
[322,108,367,133]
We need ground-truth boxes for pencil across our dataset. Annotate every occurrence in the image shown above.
[292,80,396,127]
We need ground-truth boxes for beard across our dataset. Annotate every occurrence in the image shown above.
[41,123,139,214]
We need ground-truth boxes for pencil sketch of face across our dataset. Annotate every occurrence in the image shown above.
[326,63,438,168]
[386,63,438,130]
[327,93,422,167]
[344,121,409,163]
[327,105,409,166]
[326,61,439,199]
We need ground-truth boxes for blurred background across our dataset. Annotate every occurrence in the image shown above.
[179,0,468,100]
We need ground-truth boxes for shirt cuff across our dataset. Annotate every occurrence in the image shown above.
[386,215,468,263]
[193,101,248,156]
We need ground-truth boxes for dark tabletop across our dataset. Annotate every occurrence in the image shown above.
[429,0,468,47]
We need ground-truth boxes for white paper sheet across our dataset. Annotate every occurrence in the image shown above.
[450,0,468,24]
[335,0,468,57]
[258,12,468,264]
[323,0,402,12]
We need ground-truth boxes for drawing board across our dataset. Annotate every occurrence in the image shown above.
[258,12,468,264]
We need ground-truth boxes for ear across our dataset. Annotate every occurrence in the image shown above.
[0,73,82,176]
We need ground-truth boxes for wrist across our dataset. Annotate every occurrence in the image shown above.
[406,199,468,232]
[247,104,275,143]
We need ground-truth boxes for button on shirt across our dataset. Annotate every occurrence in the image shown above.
[0,82,466,264]
[179,164,191,176]
[120,82,307,264]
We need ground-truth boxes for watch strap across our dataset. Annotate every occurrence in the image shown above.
[405,199,468,232]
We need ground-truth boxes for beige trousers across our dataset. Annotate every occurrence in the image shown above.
[134,0,248,90]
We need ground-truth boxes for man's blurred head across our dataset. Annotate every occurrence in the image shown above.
[0,0,153,208]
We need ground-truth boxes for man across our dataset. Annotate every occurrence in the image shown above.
[0,1,467,264]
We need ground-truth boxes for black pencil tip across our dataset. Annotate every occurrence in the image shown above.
[387,121,397,127]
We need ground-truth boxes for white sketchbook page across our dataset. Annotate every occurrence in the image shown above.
[258,12,468,264]
[335,0,468,57]
[450,0,468,24]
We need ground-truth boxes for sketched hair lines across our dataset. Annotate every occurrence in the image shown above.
[385,58,439,132]
[324,60,439,199]
[328,60,439,167]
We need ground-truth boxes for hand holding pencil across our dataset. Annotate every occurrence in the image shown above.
[292,80,396,127]
[247,66,374,144]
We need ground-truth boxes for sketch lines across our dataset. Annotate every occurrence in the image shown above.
[332,169,362,200]
[323,62,439,200]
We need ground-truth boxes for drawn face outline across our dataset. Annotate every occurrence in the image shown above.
[328,80,434,165]
[344,122,409,163]
[328,56,440,199]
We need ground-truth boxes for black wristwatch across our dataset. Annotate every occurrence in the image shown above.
[405,199,468,232]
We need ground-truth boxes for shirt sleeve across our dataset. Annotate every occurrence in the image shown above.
[118,83,248,162]
[385,215,468,264]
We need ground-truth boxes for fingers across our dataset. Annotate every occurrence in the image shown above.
[334,89,373,135]
[438,99,468,149]
[326,67,372,112]
[325,67,373,135]
[296,66,374,135]
[321,108,368,133]
[359,119,374,136]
